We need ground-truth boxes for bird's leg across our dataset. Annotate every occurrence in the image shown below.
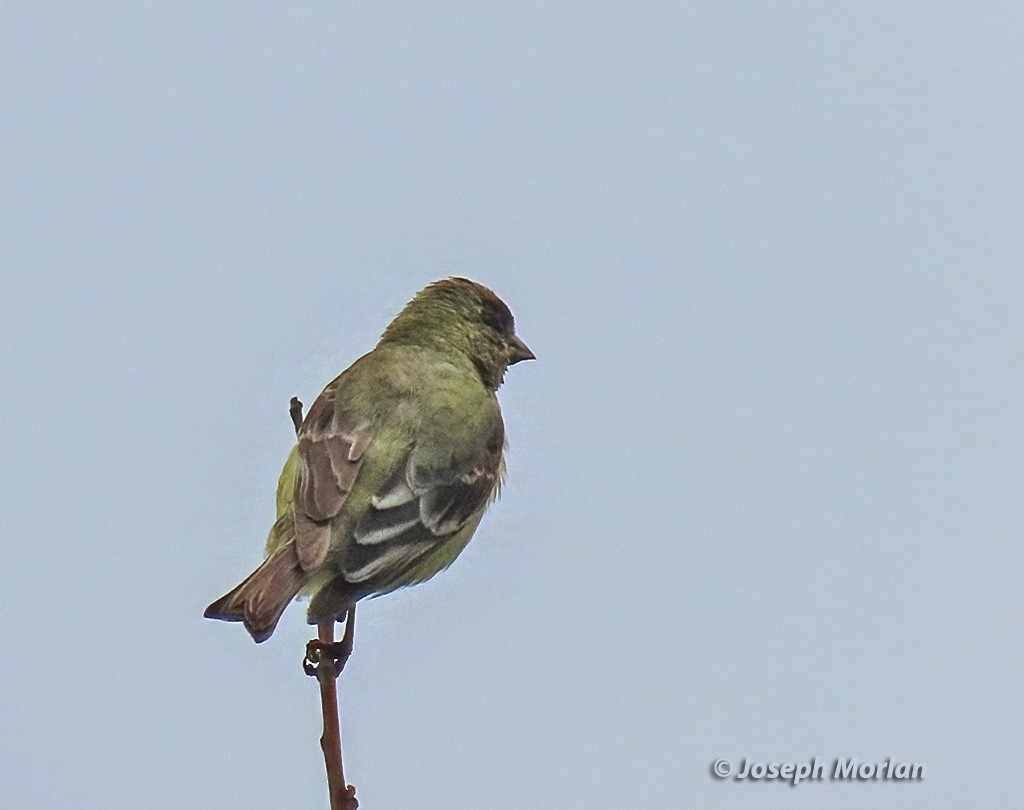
[303,607,356,679]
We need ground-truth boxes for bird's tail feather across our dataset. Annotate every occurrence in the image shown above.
[204,543,308,643]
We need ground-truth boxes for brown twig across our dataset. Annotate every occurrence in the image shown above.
[289,396,304,435]
[310,614,358,810]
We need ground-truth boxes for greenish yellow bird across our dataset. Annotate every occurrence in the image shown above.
[204,278,534,642]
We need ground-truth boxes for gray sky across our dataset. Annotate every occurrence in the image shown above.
[2,3,1021,808]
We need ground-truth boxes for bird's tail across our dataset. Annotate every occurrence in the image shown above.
[204,543,308,643]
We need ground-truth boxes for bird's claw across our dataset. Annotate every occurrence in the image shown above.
[303,639,352,678]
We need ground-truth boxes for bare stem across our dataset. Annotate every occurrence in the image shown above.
[315,612,358,810]
[290,396,304,435]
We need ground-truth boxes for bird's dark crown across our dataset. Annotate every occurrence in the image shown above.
[378,277,524,390]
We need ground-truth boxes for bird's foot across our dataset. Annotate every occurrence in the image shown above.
[303,639,352,678]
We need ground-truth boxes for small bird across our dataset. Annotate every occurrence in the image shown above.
[204,278,534,642]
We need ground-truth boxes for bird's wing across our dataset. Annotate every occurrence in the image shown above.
[292,379,374,570]
[341,421,504,584]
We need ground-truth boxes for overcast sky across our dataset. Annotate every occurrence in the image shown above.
[1,3,1022,808]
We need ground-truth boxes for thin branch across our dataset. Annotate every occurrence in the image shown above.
[312,617,358,810]
[290,396,304,435]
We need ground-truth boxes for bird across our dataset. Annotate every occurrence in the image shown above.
[204,277,534,643]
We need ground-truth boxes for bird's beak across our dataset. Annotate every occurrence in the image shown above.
[508,334,536,365]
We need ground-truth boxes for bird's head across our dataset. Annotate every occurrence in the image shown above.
[380,277,535,389]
